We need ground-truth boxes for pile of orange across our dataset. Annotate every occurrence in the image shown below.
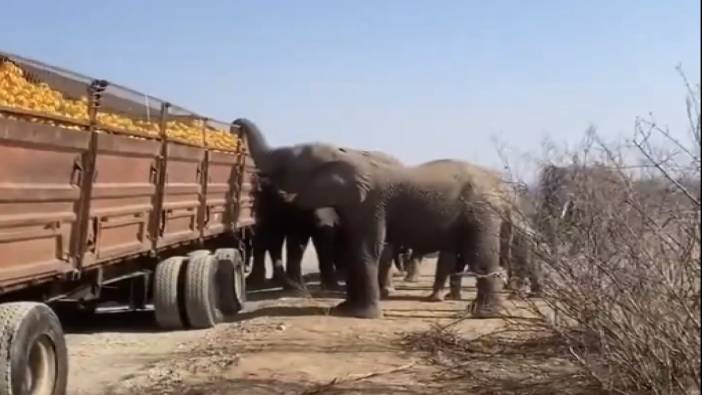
[0,60,239,151]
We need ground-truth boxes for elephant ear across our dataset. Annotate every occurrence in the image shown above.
[309,160,371,205]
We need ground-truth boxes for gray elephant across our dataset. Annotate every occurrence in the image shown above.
[535,164,622,257]
[402,250,426,282]
[235,118,510,319]
[389,246,426,282]
[378,245,455,299]
[388,212,537,303]
[375,169,534,303]
[249,177,345,291]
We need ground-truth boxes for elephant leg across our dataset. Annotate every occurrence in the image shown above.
[378,244,396,299]
[332,231,348,283]
[499,218,515,290]
[247,234,268,288]
[512,230,542,297]
[448,253,467,300]
[427,251,456,302]
[331,215,384,319]
[403,252,421,282]
[465,212,504,318]
[392,250,405,276]
[284,232,310,292]
[528,261,543,297]
[507,228,531,295]
[266,232,287,287]
[311,227,342,291]
[338,245,359,303]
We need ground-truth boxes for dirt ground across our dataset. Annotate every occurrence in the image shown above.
[62,252,538,395]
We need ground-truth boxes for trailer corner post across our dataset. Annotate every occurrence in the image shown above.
[73,79,108,271]
[198,117,210,238]
[150,102,171,251]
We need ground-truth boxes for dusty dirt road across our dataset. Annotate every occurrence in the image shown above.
[63,251,520,395]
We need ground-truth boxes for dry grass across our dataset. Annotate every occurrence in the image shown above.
[415,72,701,394]
[403,321,604,394]
[512,72,700,394]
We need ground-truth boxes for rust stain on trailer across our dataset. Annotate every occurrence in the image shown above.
[0,118,87,286]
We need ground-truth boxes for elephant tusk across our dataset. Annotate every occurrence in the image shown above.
[560,200,572,219]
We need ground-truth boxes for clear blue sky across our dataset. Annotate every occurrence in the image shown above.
[2,1,700,170]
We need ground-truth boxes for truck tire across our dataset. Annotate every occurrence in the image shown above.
[0,302,68,395]
[214,248,246,317]
[187,249,210,259]
[153,256,188,330]
[184,254,222,329]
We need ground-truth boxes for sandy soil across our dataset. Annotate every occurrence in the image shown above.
[62,252,530,395]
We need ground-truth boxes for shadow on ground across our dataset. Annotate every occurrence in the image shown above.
[229,305,332,322]
[60,309,162,334]
[247,285,345,302]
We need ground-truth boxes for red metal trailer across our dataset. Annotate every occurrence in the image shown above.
[0,51,257,395]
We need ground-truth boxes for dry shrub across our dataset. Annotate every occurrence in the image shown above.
[403,323,604,395]
[505,74,701,394]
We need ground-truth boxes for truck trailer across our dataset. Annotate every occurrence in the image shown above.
[0,51,257,395]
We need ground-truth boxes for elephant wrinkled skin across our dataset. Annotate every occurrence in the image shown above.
[235,118,511,319]
[249,178,345,292]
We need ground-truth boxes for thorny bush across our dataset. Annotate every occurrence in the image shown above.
[502,72,701,394]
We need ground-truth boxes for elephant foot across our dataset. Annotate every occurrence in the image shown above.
[282,278,304,289]
[380,286,396,299]
[392,270,406,278]
[404,272,420,282]
[272,271,288,287]
[284,286,311,298]
[506,277,527,291]
[447,291,462,301]
[320,281,344,292]
[425,291,446,302]
[246,275,267,290]
[468,296,504,319]
[331,300,383,319]
[335,271,348,283]
[281,278,310,296]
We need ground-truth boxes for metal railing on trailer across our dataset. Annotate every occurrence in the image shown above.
[0,50,257,395]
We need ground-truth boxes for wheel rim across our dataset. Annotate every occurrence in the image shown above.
[24,335,56,395]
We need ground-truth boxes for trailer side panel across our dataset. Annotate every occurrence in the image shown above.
[157,143,204,248]
[0,119,86,287]
[202,150,238,237]
[81,133,161,265]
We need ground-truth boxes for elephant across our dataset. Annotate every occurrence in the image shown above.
[249,177,345,291]
[378,213,537,303]
[378,244,453,298]
[390,246,411,274]
[388,246,427,282]
[534,164,623,258]
[402,250,426,282]
[234,118,511,319]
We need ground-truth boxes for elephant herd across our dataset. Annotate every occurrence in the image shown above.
[237,118,542,319]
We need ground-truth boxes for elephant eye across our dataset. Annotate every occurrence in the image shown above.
[338,148,347,153]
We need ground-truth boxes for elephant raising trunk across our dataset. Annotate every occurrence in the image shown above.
[234,118,510,319]
[236,118,274,174]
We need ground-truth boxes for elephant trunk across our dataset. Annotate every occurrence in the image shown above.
[233,118,272,173]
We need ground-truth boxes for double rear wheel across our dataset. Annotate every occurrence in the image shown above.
[153,248,246,330]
